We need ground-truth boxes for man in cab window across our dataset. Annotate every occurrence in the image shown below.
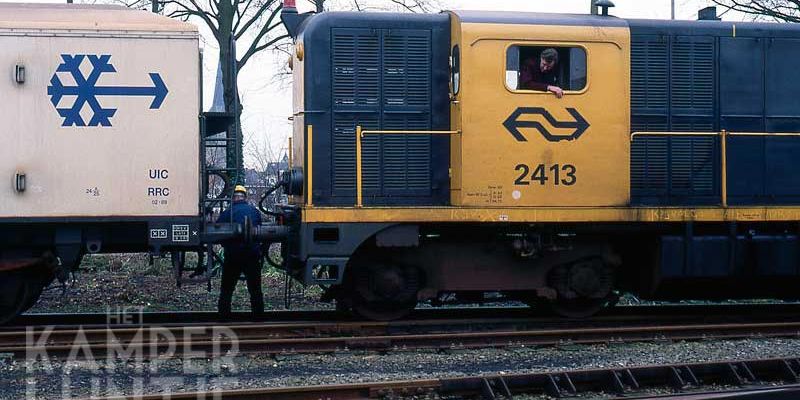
[519,48,564,98]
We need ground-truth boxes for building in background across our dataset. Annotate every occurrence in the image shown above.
[245,154,289,205]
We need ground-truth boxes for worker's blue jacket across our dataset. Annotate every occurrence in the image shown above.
[217,200,263,257]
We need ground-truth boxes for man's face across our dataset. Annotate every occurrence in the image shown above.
[540,58,556,73]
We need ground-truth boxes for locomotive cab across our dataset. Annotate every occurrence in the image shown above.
[449,11,631,208]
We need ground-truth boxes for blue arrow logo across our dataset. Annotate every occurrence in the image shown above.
[47,54,169,127]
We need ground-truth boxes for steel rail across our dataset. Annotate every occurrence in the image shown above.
[11,303,800,328]
[79,357,800,400]
[10,308,800,348]
[617,385,800,399]
[6,320,800,360]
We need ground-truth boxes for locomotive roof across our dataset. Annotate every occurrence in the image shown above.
[451,10,628,28]
[627,17,800,37]
[0,3,197,32]
[451,9,800,37]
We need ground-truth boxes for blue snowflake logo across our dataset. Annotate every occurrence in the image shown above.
[47,54,169,127]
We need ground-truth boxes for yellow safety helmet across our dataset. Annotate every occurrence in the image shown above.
[234,185,247,194]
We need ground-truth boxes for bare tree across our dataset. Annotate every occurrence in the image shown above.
[711,0,800,22]
[116,0,440,179]
[113,0,289,187]
[245,133,279,189]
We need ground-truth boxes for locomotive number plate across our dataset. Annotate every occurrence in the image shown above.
[514,163,577,186]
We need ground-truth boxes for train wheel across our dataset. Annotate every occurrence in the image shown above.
[21,271,56,313]
[335,298,351,313]
[349,261,420,321]
[21,280,46,313]
[546,257,616,319]
[352,298,417,321]
[0,254,59,322]
[0,274,32,325]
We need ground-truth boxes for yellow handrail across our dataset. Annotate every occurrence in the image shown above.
[630,131,800,141]
[629,131,719,141]
[356,126,363,207]
[355,126,461,207]
[307,125,313,207]
[730,132,800,137]
[360,129,462,137]
[721,130,727,207]
[630,130,800,207]
[288,136,293,173]
[288,135,295,203]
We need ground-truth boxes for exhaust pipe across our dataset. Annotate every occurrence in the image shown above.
[281,0,307,39]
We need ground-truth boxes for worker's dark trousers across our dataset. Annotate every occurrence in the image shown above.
[218,253,264,317]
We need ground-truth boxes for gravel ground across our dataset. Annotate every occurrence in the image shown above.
[3,338,800,399]
[27,253,330,314]
[13,254,800,399]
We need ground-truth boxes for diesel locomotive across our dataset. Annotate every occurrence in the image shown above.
[276,1,800,319]
[3,1,800,323]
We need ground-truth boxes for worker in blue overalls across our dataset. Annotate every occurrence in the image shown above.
[217,185,264,318]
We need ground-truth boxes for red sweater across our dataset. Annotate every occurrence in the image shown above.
[519,58,558,91]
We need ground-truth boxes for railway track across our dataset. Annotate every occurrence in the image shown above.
[6,309,800,360]
[80,357,800,399]
[11,303,800,328]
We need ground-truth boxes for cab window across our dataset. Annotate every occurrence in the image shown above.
[451,45,460,95]
[505,45,587,92]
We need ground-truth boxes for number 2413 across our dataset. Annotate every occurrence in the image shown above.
[515,164,577,186]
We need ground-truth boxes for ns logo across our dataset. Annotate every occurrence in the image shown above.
[503,107,590,142]
[47,54,169,127]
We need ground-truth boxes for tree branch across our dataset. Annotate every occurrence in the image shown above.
[236,3,284,66]
[163,0,221,33]
[387,0,418,12]
[185,0,221,34]
[711,0,800,22]
[232,0,255,32]
[208,0,219,16]
[234,0,279,40]
[238,29,288,69]
[385,0,439,13]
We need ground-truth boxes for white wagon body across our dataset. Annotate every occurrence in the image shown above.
[0,4,200,218]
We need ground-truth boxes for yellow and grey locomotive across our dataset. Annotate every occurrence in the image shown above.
[277,1,800,319]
